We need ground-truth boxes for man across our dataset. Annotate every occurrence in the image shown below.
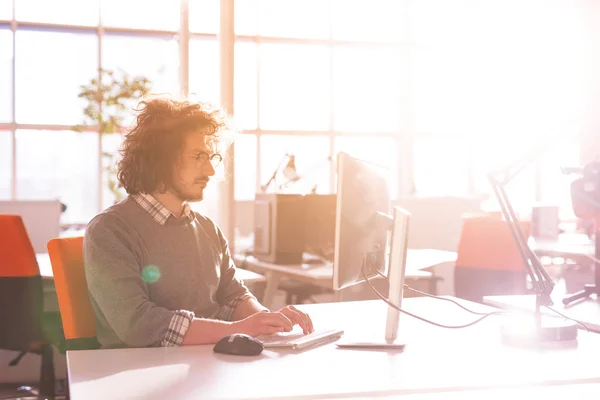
[84,97,313,348]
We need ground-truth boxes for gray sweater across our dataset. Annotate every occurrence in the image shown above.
[83,196,252,348]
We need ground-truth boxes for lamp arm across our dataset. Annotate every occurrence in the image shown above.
[261,154,291,193]
[488,174,555,304]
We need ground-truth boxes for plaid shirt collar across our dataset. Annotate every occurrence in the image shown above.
[131,193,194,225]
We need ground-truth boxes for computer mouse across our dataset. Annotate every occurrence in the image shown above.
[213,334,264,356]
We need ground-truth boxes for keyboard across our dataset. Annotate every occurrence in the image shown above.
[257,328,344,350]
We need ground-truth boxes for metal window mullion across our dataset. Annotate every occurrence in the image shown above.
[97,11,103,212]
[180,0,190,97]
[220,0,235,244]
[11,3,16,199]
[328,0,335,194]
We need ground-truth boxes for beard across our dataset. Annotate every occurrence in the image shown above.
[170,180,206,203]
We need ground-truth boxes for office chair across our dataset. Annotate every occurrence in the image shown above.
[47,237,99,351]
[454,214,532,303]
[0,215,61,400]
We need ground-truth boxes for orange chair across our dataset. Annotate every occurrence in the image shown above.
[47,236,99,350]
[0,214,58,398]
[454,214,532,302]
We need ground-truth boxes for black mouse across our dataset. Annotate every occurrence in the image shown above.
[213,334,264,356]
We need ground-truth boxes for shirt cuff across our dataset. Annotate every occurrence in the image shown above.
[160,310,195,347]
[217,293,257,321]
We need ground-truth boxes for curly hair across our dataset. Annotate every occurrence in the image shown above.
[117,96,226,195]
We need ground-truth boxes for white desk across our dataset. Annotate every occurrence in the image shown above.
[67,297,600,400]
[237,249,456,308]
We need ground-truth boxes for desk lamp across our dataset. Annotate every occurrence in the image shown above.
[260,153,298,193]
[488,156,579,346]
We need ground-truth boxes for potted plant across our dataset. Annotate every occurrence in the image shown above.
[74,68,152,205]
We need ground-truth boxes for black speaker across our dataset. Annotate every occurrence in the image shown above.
[254,193,305,264]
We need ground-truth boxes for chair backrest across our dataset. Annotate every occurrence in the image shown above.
[0,200,62,254]
[47,236,97,342]
[455,214,531,271]
[0,214,40,277]
[0,214,44,351]
[453,214,532,302]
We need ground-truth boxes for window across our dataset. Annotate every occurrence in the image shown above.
[471,135,536,214]
[334,136,398,198]
[260,135,331,195]
[0,1,11,20]
[102,33,179,126]
[101,133,125,209]
[101,0,179,31]
[333,46,404,133]
[15,0,99,26]
[540,139,580,220]
[331,0,406,42]
[189,0,219,34]
[15,29,98,125]
[16,130,99,224]
[0,131,11,199]
[413,137,469,197]
[189,38,220,106]
[259,43,330,131]
[234,133,257,201]
[234,41,257,130]
[0,29,12,122]
[234,0,258,36]
[257,0,328,39]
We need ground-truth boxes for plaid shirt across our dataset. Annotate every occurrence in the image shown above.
[131,193,252,347]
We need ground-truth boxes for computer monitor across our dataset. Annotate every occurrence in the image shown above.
[333,152,410,348]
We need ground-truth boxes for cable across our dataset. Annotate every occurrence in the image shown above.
[375,269,495,316]
[362,266,505,329]
[543,306,590,332]
[373,262,592,332]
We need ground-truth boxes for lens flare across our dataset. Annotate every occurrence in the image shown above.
[142,265,161,284]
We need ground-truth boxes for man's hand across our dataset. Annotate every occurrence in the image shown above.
[232,311,294,336]
[277,305,314,334]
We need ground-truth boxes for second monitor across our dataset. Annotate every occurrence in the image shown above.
[333,152,410,348]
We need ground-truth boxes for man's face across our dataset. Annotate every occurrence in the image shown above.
[170,130,218,202]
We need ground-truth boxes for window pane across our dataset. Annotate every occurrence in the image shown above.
[102,33,180,126]
[189,38,220,106]
[258,0,328,39]
[15,30,98,125]
[259,44,330,131]
[412,2,586,136]
[331,0,406,42]
[260,135,331,195]
[234,41,257,130]
[189,0,219,34]
[413,137,469,197]
[334,136,398,198]
[235,0,258,36]
[101,0,179,31]
[101,133,125,210]
[16,0,99,26]
[16,130,99,224]
[0,29,12,122]
[333,46,404,133]
[234,133,257,201]
[541,139,580,220]
[472,136,536,214]
[0,131,11,199]
[0,1,11,20]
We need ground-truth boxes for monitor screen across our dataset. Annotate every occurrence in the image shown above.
[333,152,391,290]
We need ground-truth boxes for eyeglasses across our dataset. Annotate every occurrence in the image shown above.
[192,152,223,168]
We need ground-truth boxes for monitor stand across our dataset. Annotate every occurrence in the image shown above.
[336,207,410,350]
